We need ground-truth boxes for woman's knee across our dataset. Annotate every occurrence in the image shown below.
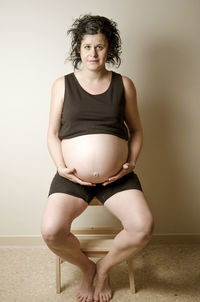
[125,214,154,246]
[41,193,88,247]
[41,220,71,248]
[139,215,154,243]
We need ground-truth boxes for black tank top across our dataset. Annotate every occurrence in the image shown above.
[58,71,129,141]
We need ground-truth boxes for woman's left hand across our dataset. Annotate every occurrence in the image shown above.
[102,162,136,186]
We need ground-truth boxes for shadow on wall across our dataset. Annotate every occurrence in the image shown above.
[135,38,199,233]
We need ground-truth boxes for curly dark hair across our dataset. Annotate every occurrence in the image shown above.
[66,14,122,69]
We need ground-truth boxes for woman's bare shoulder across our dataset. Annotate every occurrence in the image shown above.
[49,76,65,104]
[122,75,136,88]
[51,76,65,92]
[121,75,136,97]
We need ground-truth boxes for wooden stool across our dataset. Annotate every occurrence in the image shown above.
[56,198,136,294]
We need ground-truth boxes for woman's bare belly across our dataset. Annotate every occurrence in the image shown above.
[61,134,129,183]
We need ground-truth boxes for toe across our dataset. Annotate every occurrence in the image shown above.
[105,294,109,302]
[77,296,82,302]
[100,293,104,302]
[76,292,82,300]
[78,296,85,302]
[94,294,99,302]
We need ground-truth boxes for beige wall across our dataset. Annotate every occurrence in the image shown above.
[0,0,200,237]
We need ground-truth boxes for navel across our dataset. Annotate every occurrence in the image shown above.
[93,171,99,177]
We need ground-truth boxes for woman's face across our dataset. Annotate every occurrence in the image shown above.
[79,32,109,71]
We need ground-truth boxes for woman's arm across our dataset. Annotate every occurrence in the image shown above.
[123,76,143,167]
[47,77,96,186]
[102,76,143,186]
[47,77,66,170]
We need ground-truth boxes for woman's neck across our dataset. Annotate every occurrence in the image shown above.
[77,67,109,81]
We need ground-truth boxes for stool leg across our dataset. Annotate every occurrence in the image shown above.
[127,259,136,294]
[56,256,61,293]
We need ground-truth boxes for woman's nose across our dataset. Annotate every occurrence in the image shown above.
[90,47,97,57]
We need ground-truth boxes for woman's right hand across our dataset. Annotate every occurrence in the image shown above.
[57,167,96,186]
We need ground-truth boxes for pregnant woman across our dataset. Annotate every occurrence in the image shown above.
[41,14,154,302]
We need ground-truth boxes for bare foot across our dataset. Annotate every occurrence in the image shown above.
[76,259,96,302]
[94,259,112,302]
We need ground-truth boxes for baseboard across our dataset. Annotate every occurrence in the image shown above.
[0,234,200,247]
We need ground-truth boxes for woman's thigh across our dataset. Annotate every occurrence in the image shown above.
[104,189,154,233]
[41,193,88,235]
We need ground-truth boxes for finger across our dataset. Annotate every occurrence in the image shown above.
[123,163,129,169]
[72,176,96,186]
[102,177,118,186]
[109,170,125,181]
[67,167,76,173]
[123,162,136,170]
[102,170,128,186]
[78,179,96,186]
[80,181,96,186]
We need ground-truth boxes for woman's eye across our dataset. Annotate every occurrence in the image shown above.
[85,45,90,49]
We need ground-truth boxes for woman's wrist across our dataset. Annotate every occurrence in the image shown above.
[128,160,136,169]
[57,165,66,173]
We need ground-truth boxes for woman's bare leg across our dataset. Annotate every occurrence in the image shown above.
[94,189,154,302]
[41,193,96,302]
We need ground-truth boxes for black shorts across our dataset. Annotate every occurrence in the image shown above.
[48,171,143,204]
